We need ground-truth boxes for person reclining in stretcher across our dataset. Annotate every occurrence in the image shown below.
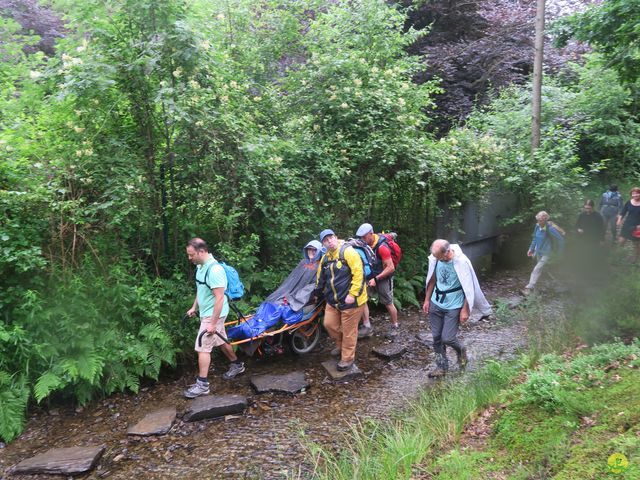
[226,240,325,340]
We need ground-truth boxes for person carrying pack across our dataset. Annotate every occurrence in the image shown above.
[522,211,565,296]
[422,239,492,378]
[315,229,367,372]
[183,238,245,399]
[354,223,399,339]
[343,237,376,280]
[599,184,624,244]
[199,257,245,320]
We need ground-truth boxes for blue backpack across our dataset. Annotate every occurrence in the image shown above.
[343,238,376,280]
[201,261,245,300]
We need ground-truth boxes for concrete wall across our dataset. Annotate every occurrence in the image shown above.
[435,191,526,267]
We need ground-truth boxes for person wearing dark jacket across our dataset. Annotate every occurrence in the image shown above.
[574,199,606,280]
[576,199,605,244]
[315,229,367,372]
[617,187,640,264]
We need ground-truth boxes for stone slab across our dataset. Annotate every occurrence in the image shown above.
[321,360,363,381]
[250,371,309,394]
[372,344,407,359]
[12,445,105,475]
[127,407,176,436]
[416,332,433,347]
[183,395,247,422]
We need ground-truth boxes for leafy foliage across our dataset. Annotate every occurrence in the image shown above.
[0,371,29,442]
[554,0,640,83]
[1,0,639,444]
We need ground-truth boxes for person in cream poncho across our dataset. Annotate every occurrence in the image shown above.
[422,240,492,377]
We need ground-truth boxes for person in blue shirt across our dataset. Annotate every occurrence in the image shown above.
[183,238,245,399]
[523,211,565,295]
[422,239,492,378]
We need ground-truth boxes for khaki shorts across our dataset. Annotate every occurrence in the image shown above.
[194,316,228,353]
[367,276,394,305]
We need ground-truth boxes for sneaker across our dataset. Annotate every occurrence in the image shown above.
[330,347,341,357]
[458,347,469,370]
[357,325,374,339]
[520,288,532,296]
[183,379,210,398]
[427,367,446,378]
[336,360,354,371]
[222,362,245,380]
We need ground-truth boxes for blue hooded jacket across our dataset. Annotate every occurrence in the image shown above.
[529,223,565,257]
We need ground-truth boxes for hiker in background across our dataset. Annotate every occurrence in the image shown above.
[315,229,367,372]
[523,211,565,296]
[599,184,624,244]
[576,199,605,245]
[183,238,245,399]
[617,187,640,264]
[422,239,492,377]
[355,223,399,339]
[574,199,605,280]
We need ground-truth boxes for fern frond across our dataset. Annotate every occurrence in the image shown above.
[59,358,79,380]
[34,372,63,403]
[76,352,105,384]
[0,381,29,442]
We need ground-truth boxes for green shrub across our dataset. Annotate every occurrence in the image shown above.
[0,259,189,442]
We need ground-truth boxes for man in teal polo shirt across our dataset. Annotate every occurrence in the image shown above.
[422,239,492,377]
[184,238,245,398]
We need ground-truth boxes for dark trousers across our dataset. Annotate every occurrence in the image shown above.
[428,303,463,370]
[603,214,617,243]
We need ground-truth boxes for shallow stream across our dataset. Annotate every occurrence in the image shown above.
[1,269,532,479]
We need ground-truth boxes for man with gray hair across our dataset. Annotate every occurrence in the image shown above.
[422,239,492,377]
[523,211,565,295]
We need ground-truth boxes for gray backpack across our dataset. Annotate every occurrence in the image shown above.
[601,191,621,217]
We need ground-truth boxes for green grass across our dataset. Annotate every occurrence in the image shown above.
[425,346,640,480]
[301,360,517,480]
[302,341,640,480]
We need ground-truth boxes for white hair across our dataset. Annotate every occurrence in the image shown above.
[535,211,549,221]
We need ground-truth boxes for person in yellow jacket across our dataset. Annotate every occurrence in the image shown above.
[315,229,367,371]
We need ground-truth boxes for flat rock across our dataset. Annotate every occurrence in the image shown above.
[321,360,363,381]
[12,445,105,475]
[250,371,309,394]
[127,407,176,436]
[416,332,433,347]
[372,344,407,359]
[183,395,247,422]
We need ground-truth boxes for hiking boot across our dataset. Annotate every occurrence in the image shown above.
[458,347,469,370]
[427,367,446,378]
[357,325,374,339]
[337,360,354,371]
[222,361,245,380]
[330,347,341,357]
[183,379,210,398]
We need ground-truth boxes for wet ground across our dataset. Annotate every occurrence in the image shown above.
[1,269,532,480]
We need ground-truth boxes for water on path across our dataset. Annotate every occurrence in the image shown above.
[1,270,532,479]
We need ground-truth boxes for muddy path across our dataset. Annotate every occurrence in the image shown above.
[1,269,532,479]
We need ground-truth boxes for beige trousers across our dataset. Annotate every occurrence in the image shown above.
[323,303,365,363]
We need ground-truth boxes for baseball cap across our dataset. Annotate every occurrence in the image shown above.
[356,223,373,237]
[319,229,335,242]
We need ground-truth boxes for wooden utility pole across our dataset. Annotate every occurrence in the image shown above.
[531,0,545,154]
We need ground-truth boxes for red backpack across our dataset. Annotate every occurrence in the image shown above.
[378,233,402,268]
